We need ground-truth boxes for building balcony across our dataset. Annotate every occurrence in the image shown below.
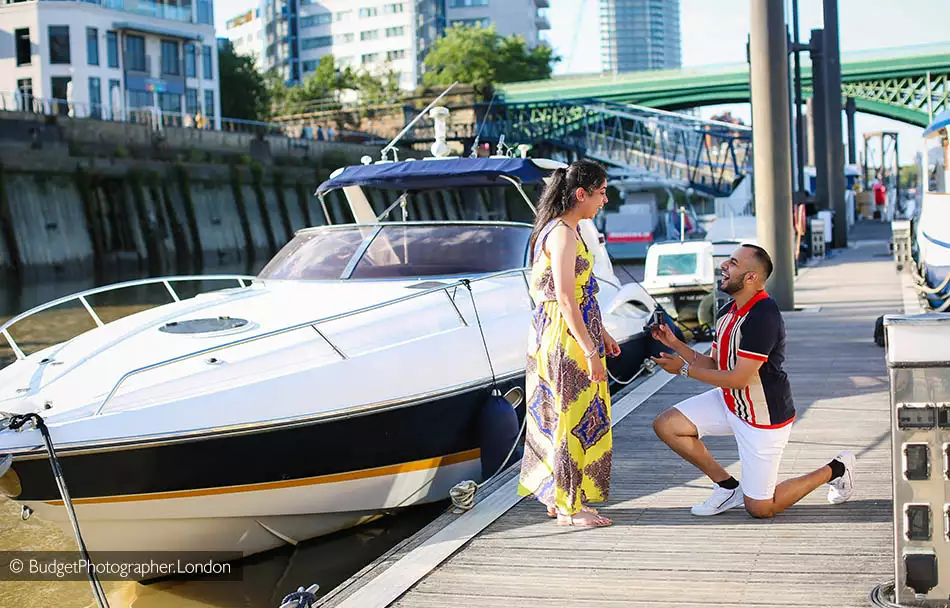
[535,14,551,30]
[35,0,196,24]
[103,0,193,24]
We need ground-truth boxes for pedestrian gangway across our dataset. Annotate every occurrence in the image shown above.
[403,98,753,197]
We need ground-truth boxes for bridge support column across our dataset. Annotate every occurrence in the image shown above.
[749,0,795,310]
[809,29,828,212]
[846,97,857,165]
[823,0,848,249]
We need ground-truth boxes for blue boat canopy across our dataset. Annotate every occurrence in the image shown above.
[923,109,950,139]
[316,158,553,195]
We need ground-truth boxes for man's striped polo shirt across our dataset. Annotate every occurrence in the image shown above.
[711,290,795,429]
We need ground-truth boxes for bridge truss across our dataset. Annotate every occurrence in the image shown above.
[404,100,753,197]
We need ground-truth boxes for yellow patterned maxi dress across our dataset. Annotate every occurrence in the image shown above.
[517,219,612,515]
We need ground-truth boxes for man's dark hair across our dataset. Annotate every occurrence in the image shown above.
[742,244,773,280]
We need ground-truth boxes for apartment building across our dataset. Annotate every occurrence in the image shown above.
[600,0,681,74]
[0,0,222,128]
[225,8,264,68]
[229,0,550,90]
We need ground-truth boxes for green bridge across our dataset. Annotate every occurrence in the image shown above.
[496,43,950,127]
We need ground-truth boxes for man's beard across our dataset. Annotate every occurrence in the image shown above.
[720,273,745,295]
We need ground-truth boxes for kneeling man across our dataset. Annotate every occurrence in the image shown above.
[651,244,854,518]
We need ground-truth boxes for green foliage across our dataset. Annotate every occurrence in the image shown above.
[422,24,559,96]
[219,42,270,121]
[268,55,402,116]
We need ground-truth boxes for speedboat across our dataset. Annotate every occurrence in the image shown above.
[913,110,950,311]
[596,176,706,260]
[0,145,661,560]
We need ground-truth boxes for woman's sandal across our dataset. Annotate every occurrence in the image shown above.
[547,505,598,518]
[556,510,612,527]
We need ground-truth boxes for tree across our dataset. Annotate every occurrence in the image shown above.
[218,42,269,121]
[422,25,560,96]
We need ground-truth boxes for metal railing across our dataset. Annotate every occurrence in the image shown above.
[0,91,386,144]
[91,268,533,416]
[0,275,255,362]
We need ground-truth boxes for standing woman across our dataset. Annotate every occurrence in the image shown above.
[517,159,621,527]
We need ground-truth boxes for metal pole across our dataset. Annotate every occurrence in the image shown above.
[750,0,795,310]
[823,0,847,248]
[809,29,828,210]
[894,133,902,218]
[791,0,805,196]
[845,97,857,165]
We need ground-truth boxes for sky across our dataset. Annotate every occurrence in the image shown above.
[213,0,947,163]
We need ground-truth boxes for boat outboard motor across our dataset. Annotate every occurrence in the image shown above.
[477,387,524,479]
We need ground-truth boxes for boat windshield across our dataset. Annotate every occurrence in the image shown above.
[656,252,698,276]
[257,224,531,280]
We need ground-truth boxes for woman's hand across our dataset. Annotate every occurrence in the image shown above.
[604,332,622,358]
[650,321,682,350]
[586,353,607,382]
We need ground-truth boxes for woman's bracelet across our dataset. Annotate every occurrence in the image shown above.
[583,347,598,359]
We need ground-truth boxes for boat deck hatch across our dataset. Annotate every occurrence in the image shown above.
[159,317,249,334]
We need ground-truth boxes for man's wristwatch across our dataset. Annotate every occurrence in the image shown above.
[679,359,690,377]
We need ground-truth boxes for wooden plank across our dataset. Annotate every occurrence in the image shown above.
[389,229,901,608]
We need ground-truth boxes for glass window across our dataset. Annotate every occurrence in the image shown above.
[202,45,213,79]
[108,79,121,117]
[16,78,33,112]
[125,35,146,71]
[87,27,99,66]
[656,253,698,276]
[361,53,377,64]
[349,225,531,279]
[336,10,352,20]
[300,13,332,28]
[334,33,354,44]
[360,30,378,41]
[161,40,180,75]
[50,76,71,114]
[448,0,488,6]
[15,28,31,66]
[88,76,101,118]
[197,0,213,25]
[302,36,333,49]
[203,89,215,116]
[383,3,404,12]
[128,90,152,109]
[185,44,196,77]
[158,92,180,114]
[106,31,119,68]
[386,49,405,61]
[49,26,70,65]
[257,228,367,281]
[359,7,378,17]
[385,26,405,37]
[185,88,199,115]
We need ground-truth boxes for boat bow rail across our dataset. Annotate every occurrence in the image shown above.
[0,275,256,362]
[92,268,535,416]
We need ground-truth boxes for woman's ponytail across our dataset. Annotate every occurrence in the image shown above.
[528,167,569,263]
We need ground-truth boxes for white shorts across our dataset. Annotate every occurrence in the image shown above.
[674,388,793,501]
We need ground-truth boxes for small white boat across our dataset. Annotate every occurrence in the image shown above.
[0,139,661,563]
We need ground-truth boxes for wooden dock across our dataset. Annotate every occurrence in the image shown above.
[319,221,902,608]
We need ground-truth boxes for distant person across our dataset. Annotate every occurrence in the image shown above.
[316,125,325,141]
[873,178,887,220]
[517,160,622,528]
[651,244,855,518]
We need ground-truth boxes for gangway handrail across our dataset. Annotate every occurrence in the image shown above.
[0,275,256,361]
[92,268,533,416]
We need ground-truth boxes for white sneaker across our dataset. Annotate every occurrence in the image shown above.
[691,482,744,516]
[827,450,856,504]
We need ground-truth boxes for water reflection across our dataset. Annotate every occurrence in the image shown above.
[122,502,447,608]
